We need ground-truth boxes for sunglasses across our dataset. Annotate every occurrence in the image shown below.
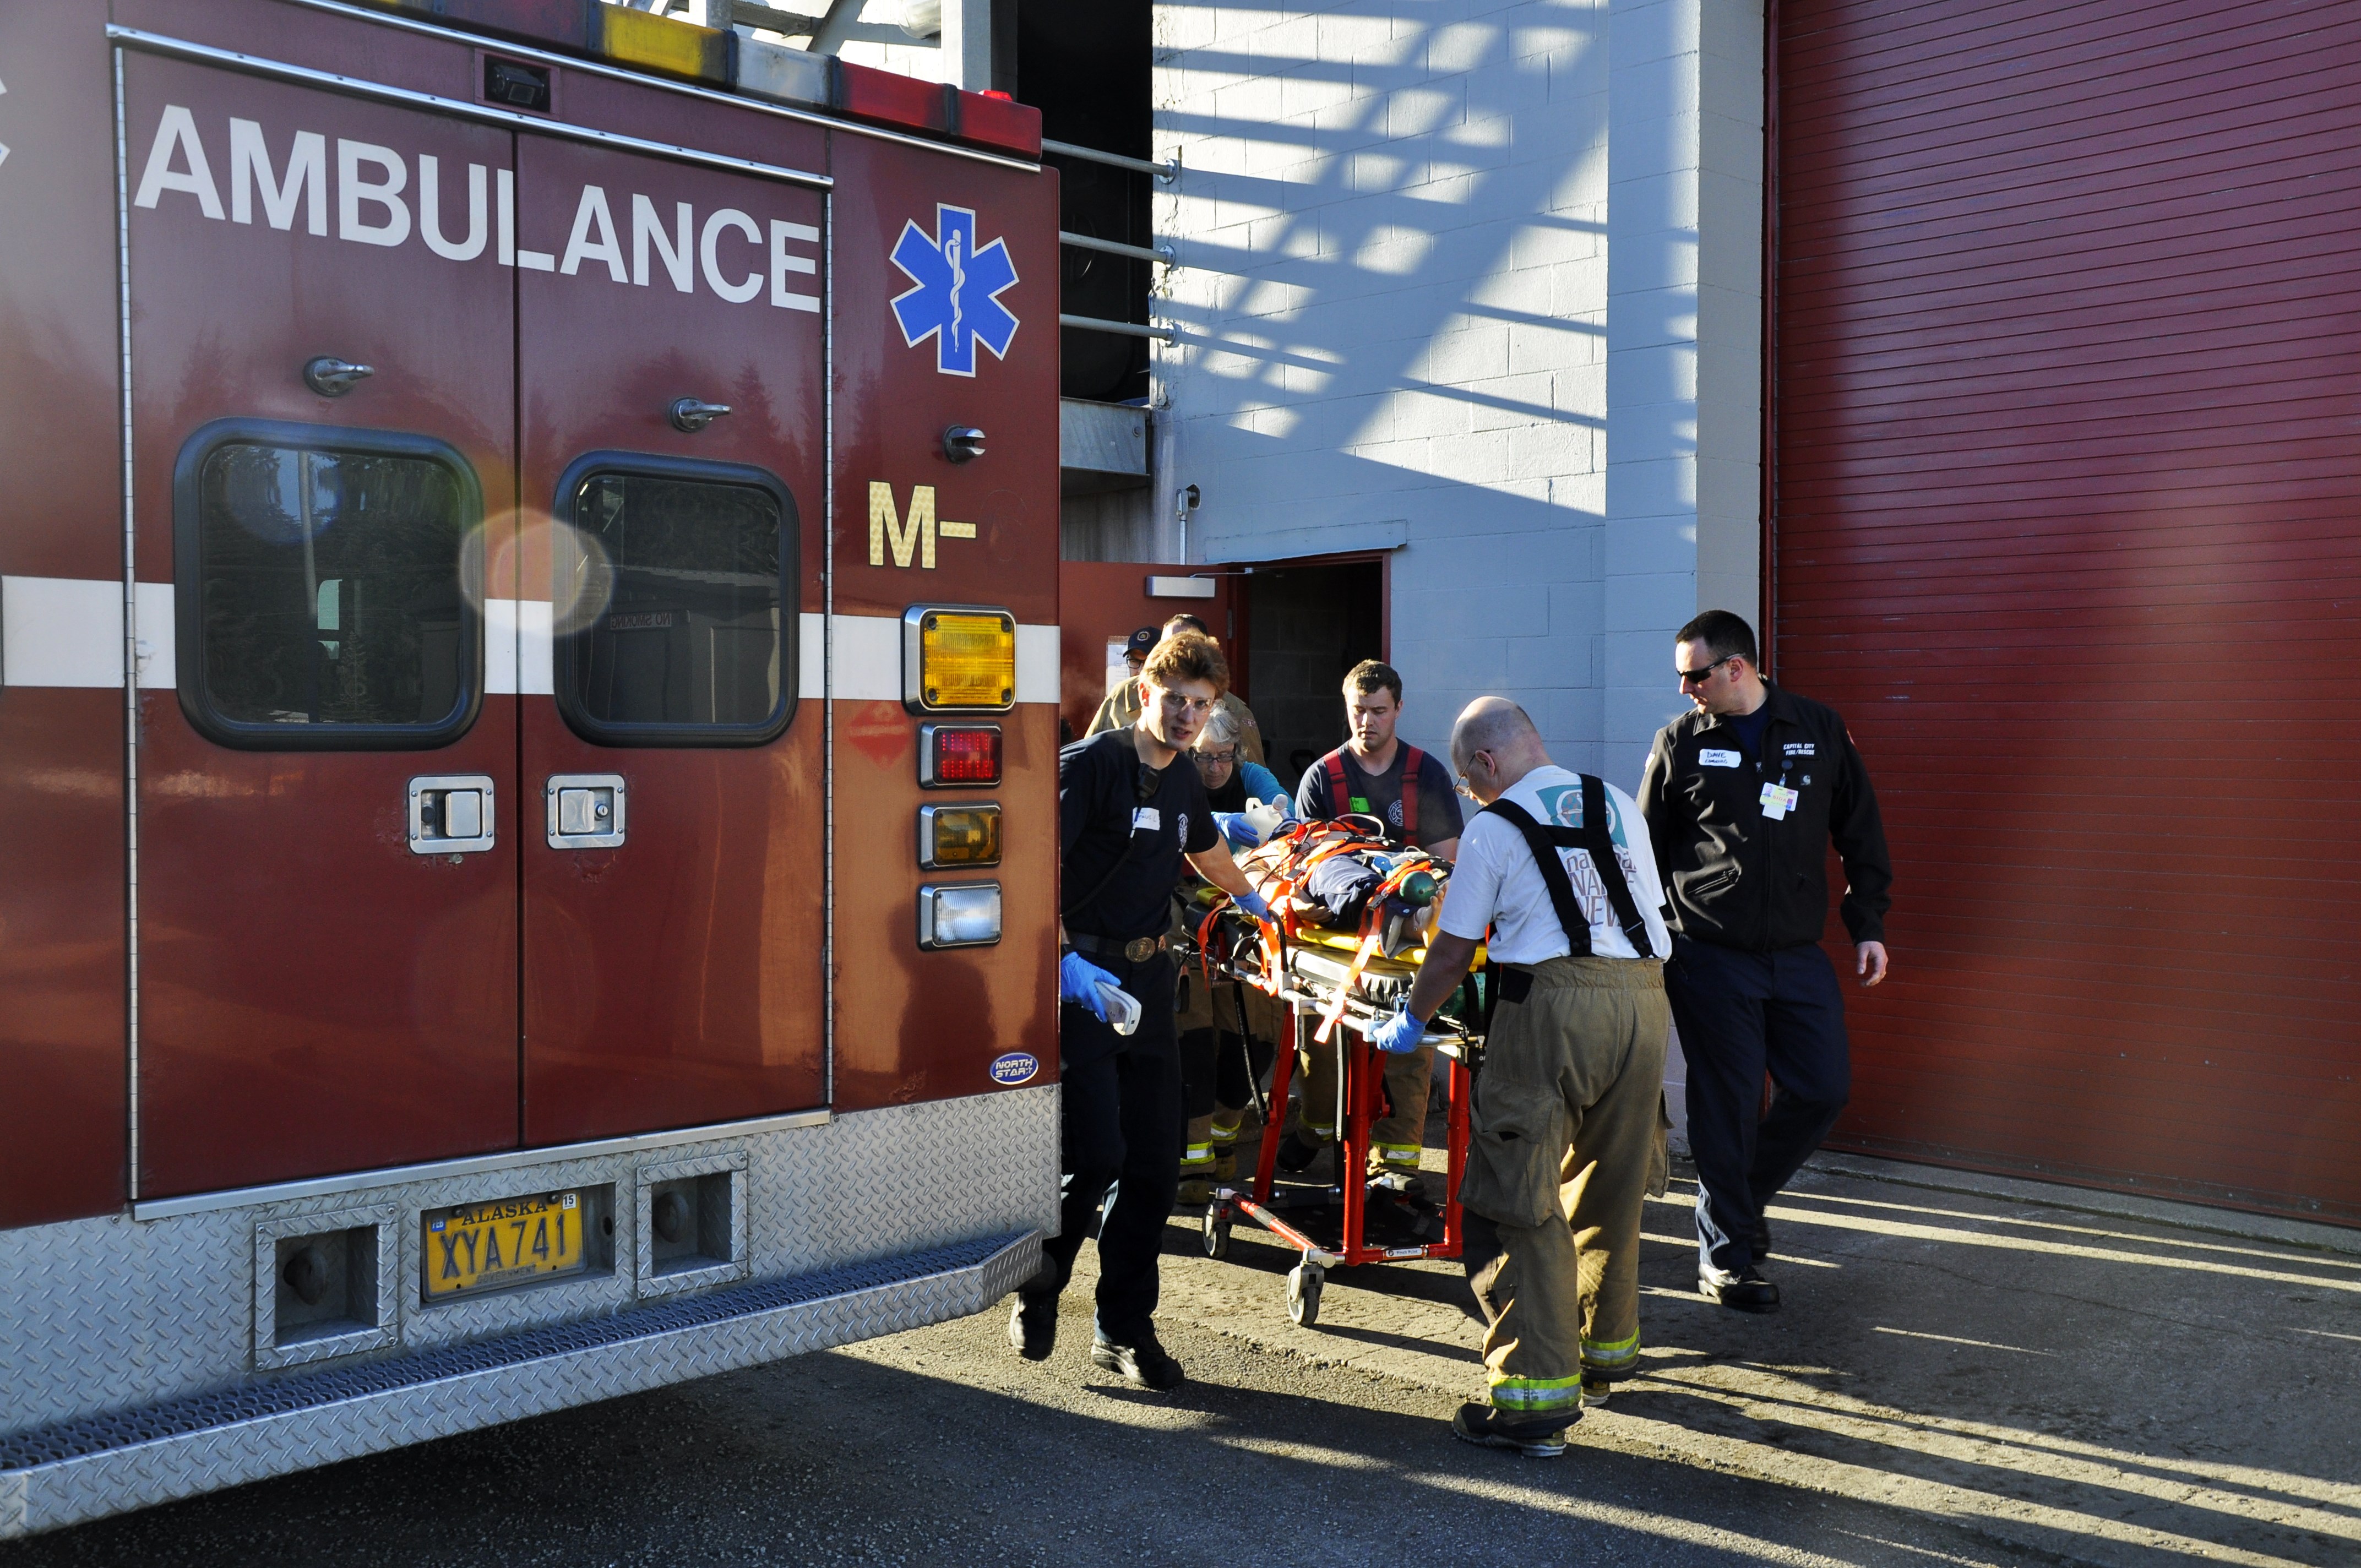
[1677,656,1733,686]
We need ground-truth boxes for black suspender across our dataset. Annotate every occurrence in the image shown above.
[1480,775,1660,960]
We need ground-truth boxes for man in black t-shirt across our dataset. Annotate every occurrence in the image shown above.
[1016,631,1272,1391]
[1281,660,1465,1185]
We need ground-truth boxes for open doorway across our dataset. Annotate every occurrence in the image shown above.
[1237,559,1385,793]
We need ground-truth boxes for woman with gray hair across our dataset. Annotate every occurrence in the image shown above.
[1171,706,1290,1203]
[1193,704,1286,814]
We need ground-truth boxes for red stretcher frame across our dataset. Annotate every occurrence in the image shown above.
[1194,949,1479,1324]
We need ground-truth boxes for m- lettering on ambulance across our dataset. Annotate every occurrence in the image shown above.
[0,0,1060,1534]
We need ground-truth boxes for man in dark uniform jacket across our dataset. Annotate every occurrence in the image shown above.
[1638,611,1892,1314]
[1016,631,1272,1390]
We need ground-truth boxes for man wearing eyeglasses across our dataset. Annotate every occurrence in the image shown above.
[1086,614,1266,767]
[1021,631,1275,1391]
[1637,610,1892,1314]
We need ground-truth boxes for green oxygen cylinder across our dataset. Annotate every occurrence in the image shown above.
[1397,869,1438,907]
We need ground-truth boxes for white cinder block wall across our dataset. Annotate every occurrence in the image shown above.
[1150,0,1761,794]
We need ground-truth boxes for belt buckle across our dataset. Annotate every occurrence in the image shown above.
[1123,937,1157,963]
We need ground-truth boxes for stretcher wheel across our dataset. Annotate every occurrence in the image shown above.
[1286,1262,1324,1326]
[1202,1206,1231,1259]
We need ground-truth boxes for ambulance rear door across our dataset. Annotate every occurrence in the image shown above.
[124,54,520,1195]
[513,131,829,1145]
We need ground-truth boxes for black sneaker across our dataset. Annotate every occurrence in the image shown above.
[1274,1133,1325,1175]
[1699,1266,1780,1313]
[1008,1266,1059,1361]
[1752,1213,1773,1263]
[1090,1329,1185,1391]
[1452,1402,1569,1457]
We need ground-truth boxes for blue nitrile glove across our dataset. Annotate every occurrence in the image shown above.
[1214,811,1261,851]
[1234,888,1273,923]
[1060,950,1119,1019]
[1370,1008,1427,1055]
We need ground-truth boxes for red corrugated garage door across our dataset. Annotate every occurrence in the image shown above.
[1772,0,2361,1222]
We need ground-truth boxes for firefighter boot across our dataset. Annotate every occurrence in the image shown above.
[1452,1403,1570,1458]
[1008,1260,1062,1361]
[1177,1114,1218,1207]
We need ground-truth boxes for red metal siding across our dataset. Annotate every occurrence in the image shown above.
[0,4,128,1225]
[1774,0,2361,1221]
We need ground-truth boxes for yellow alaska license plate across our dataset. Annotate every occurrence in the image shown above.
[423,1191,586,1299]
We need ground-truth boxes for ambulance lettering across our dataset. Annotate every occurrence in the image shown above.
[132,106,820,307]
[868,481,978,568]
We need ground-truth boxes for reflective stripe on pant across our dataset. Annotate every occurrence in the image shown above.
[1180,1115,1216,1173]
[1296,1036,1433,1169]
[1664,936,1850,1277]
[1457,956,1668,1413]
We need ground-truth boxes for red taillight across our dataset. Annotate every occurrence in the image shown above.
[920,723,1002,787]
[954,89,1043,157]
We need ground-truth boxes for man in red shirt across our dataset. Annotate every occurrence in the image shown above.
[1279,660,1463,1185]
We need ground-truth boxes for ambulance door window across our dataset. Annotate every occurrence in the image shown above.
[176,420,483,748]
[552,454,798,747]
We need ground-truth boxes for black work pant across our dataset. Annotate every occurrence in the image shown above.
[1663,936,1850,1277]
[1043,950,1183,1343]
[1178,1027,1275,1119]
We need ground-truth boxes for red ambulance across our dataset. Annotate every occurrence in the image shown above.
[0,0,1059,1534]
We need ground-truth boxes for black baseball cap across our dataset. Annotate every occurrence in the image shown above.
[1124,627,1158,660]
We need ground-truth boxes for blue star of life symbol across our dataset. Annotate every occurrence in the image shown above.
[889,204,1019,377]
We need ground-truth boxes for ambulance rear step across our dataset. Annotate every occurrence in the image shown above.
[0,1232,1038,1540]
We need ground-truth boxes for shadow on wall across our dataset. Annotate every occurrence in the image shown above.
[1149,1,1697,777]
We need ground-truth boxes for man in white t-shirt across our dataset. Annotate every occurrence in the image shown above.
[1369,698,1671,1458]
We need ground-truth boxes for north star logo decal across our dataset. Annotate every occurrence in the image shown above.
[889,203,1018,376]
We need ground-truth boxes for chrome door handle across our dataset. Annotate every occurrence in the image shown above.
[409,775,495,854]
[304,357,375,396]
[668,398,732,433]
[546,774,626,849]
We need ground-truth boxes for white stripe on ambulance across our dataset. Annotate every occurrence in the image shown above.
[0,586,1059,705]
[132,105,821,310]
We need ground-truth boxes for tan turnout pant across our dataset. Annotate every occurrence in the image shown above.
[1296,1035,1434,1173]
[1458,955,1669,1424]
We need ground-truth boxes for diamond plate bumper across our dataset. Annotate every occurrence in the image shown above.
[0,1230,1039,1538]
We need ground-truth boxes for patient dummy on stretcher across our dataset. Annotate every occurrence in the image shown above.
[1200,813,1454,964]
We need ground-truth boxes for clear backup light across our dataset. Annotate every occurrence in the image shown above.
[918,723,1003,787]
[919,804,1002,868]
[903,606,1016,712]
[917,882,1003,949]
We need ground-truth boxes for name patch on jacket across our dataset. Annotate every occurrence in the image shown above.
[1699,748,1741,767]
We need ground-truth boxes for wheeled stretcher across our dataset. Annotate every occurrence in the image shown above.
[1178,822,1488,1326]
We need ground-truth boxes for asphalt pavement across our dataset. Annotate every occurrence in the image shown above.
[1,1146,2354,1568]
